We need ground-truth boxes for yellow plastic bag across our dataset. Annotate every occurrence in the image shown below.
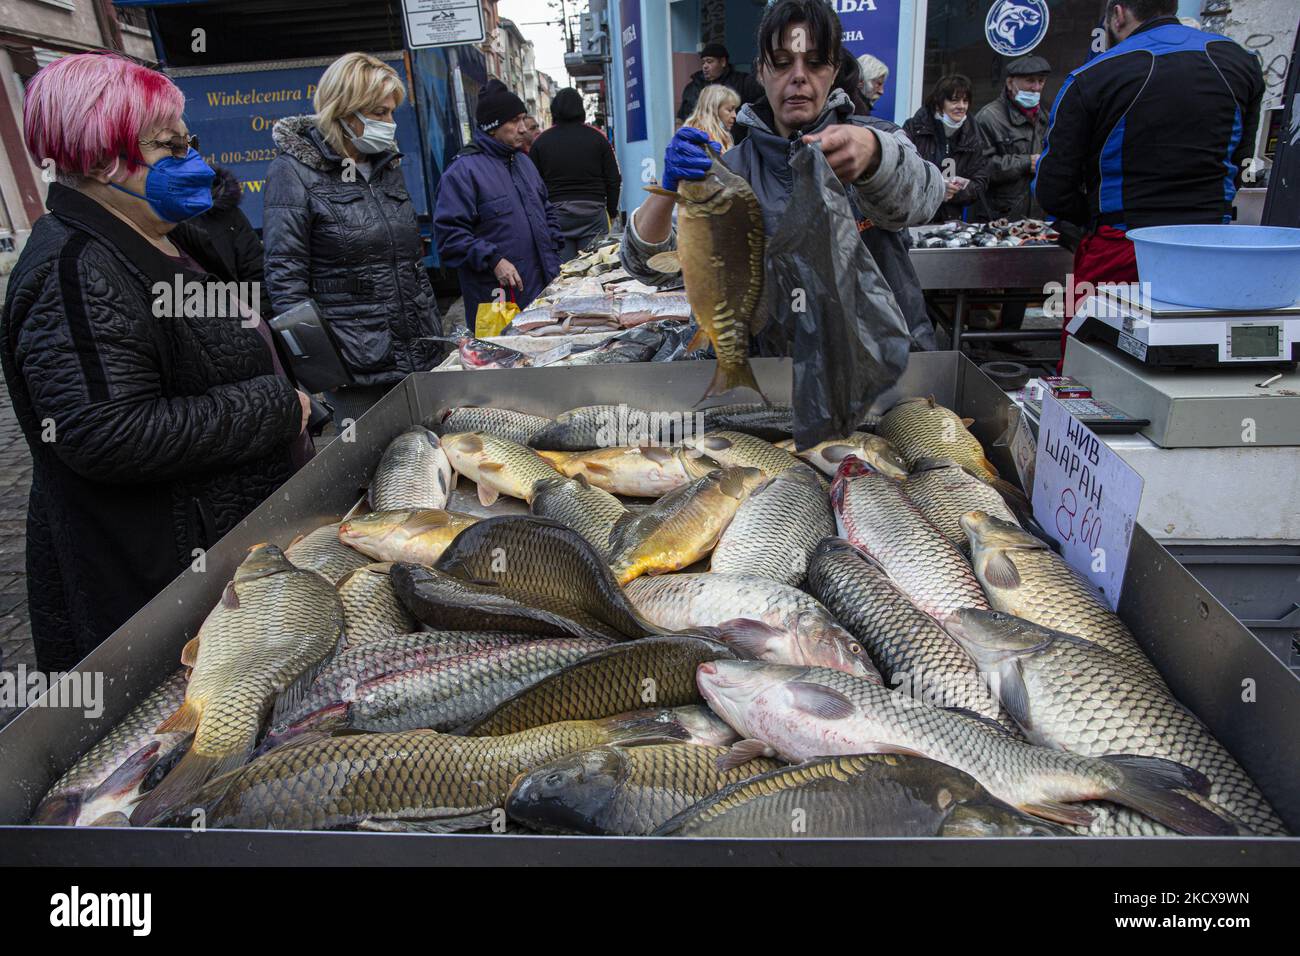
[475,291,520,338]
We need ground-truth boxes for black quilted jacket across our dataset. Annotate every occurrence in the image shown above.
[263,116,442,386]
[0,185,303,671]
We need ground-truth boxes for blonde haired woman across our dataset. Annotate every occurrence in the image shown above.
[684,84,742,152]
[264,52,441,420]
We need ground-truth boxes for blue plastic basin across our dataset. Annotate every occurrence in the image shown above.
[1126,224,1300,311]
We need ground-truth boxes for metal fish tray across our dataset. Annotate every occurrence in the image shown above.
[0,355,1296,865]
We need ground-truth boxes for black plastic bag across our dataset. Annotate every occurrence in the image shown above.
[764,143,911,450]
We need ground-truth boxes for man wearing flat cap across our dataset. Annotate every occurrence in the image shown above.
[676,42,765,126]
[975,55,1052,223]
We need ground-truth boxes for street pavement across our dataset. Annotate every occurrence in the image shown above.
[0,375,33,730]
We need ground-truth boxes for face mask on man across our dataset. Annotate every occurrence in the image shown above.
[1014,90,1041,109]
[109,148,215,223]
[350,112,398,155]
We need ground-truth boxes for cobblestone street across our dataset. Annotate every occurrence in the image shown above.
[0,375,33,729]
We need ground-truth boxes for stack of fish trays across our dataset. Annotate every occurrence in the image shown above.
[0,355,1295,864]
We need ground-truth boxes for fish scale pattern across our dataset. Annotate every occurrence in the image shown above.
[834,471,990,618]
[337,565,416,645]
[1014,635,1286,835]
[369,427,451,512]
[285,523,371,584]
[807,540,1014,731]
[467,637,735,736]
[198,725,624,830]
[711,465,834,586]
[903,465,1020,550]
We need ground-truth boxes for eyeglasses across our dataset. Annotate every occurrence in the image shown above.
[140,133,199,158]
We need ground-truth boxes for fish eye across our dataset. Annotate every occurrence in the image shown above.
[849,642,863,655]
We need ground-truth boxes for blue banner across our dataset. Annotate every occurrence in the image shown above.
[833,0,903,123]
[170,60,427,230]
[620,0,648,143]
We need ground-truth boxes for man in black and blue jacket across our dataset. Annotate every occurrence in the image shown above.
[1034,0,1263,350]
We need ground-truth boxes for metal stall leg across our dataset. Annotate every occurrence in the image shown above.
[951,291,967,352]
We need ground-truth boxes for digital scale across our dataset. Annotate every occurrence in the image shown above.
[1069,284,1300,369]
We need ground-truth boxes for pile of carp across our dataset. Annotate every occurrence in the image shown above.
[31,397,1287,839]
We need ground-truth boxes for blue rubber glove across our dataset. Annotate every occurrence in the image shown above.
[662,126,722,191]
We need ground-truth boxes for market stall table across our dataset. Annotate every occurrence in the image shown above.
[0,355,1295,864]
[909,233,1073,352]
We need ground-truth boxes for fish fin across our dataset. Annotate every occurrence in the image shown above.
[83,741,161,808]
[983,551,1022,589]
[401,510,454,534]
[1097,755,1237,835]
[712,618,783,658]
[994,662,1032,732]
[910,456,960,473]
[87,811,132,827]
[451,433,484,454]
[961,417,976,428]
[156,697,202,734]
[639,445,674,465]
[686,326,710,352]
[716,738,778,772]
[978,456,1001,479]
[775,439,795,451]
[477,482,501,507]
[583,461,612,475]
[30,793,81,826]
[256,728,335,758]
[180,636,201,667]
[942,706,1019,738]
[268,655,334,732]
[643,186,680,201]
[220,581,239,609]
[818,444,856,465]
[129,746,249,827]
[480,461,505,473]
[595,711,690,746]
[1020,801,1095,826]
[358,812,497,834]
[696,361,767,409]
[785,681,856,720]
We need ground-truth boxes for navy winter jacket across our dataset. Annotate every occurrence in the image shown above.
[433,129,562,317]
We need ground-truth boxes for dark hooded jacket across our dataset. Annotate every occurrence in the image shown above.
[433,128,562,318]
[0,185,302,671]
[530,89,621,216]
[902,107,991,222]
[172,166,264,288]
[263,116,442,387]
[622,89,944,351]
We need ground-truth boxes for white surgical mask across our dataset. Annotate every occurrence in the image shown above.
[1014,90,1041,109]
[349,112,397,154]
[935,111,964,131]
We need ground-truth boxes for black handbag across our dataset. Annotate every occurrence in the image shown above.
[268,300,352,393]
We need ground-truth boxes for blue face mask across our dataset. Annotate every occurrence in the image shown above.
[1014,90,1041,109]
[110,148,216,222]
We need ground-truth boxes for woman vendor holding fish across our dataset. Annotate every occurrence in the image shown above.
[623,0,943,354]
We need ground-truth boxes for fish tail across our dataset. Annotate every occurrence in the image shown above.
[595,711,691,746]
[128,745,248,827]
[1099,754,1238,836]
[30,792,80,826]
[696,359,766,409]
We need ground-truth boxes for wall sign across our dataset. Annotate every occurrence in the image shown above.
[984,0,1050,56]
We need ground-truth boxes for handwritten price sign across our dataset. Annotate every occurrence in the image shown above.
[1031,393,1144,611]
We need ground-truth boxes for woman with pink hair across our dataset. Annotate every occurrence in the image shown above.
[1,53,311,672]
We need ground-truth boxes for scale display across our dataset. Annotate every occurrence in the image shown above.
[1229,323,1281,358]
